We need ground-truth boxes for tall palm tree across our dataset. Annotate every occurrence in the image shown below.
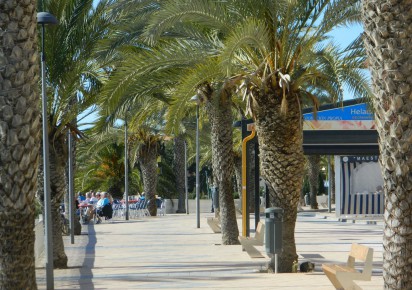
[361,1,412,288]
[37,0,113,268]
[220,0,371,272]
[99,4,241,242]
[0,0,39,287]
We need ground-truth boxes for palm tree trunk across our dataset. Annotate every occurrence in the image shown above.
[204,89,239,245]
[247,142,256,212]
[38,136,69,268]
[234,154,242,201]
[139,147,158,216]
[174,135,186,213]
[362,2,412,288]
[0,1,39,287]
[65,136,81,235]
[307,155,320,209]
[254,93,304,273]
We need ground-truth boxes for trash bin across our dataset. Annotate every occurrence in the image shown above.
[265,207,284,256]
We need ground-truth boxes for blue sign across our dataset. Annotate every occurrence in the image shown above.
[303,103,374,121]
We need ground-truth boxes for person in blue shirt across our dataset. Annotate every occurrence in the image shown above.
[96,192,111,223]
[96,192,110,208]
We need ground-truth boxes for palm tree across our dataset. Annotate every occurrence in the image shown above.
[83,142,127,196]
[37,0,113,268]
[220,0,371,272]
[75,127,144,197]
[146,0,371,271]
[129,127,163,216]
[361,2,412,288]
[98,1,241,242]
[0,0,39,287]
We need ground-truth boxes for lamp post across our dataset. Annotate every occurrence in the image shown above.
[184,141,189,214]
[190,95,200,228]
[37,11,58,290]
[124,111,129,220]
[327,155,331,213]
[68,130,74,245]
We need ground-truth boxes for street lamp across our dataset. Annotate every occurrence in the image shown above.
[190,95,200,228]
[184,141,189,215]
[124,111,129,220]
[67,130,74,245]
[37,11,58,290]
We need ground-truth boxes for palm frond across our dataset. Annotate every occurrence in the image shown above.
[220,18,270,76]
[144,0,232,44]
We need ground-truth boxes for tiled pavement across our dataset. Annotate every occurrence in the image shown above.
[35,211,384,289]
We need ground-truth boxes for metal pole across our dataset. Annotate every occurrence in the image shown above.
[254,139,260,230]
[125,114,129,220]
[275,254,278,274]
[68,130,74,244]
[196,104,200,228]
[328,155,332,213]
[41,23,54,289]
[184,141,189,214]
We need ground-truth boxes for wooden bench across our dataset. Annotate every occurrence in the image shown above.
[239,222,265,258]
[241,243,265,258]
[322,243,373,290]
[206,217,221,233]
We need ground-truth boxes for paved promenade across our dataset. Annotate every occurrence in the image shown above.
[36,212,384,289]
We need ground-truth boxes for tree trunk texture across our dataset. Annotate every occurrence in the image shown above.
[307,155,320,209]
[0,1,39,287]
[362,1,412,289]
[254,92,304,273]
[299,176,306,206]
[64,134,81,235]
[204,90,240,245]
[138,147,158,216]
[38,135,69,268]
[234,154,242,200]
[63,191,81,235]
[174,135,186,213]
[246,141,256,213]
[65,106,82,235]
[331,161,335,204]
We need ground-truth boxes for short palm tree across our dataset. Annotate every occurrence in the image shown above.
[129,127,163,216]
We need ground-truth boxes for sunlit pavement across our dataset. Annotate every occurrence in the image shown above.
[35,211,383,289]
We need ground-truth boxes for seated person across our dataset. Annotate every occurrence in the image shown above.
[85,192,101,222]
[95,192,112,223]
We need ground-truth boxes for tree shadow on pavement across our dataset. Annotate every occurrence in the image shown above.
[78,224,97,290]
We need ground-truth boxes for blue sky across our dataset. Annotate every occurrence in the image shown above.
[330,23,363,49]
